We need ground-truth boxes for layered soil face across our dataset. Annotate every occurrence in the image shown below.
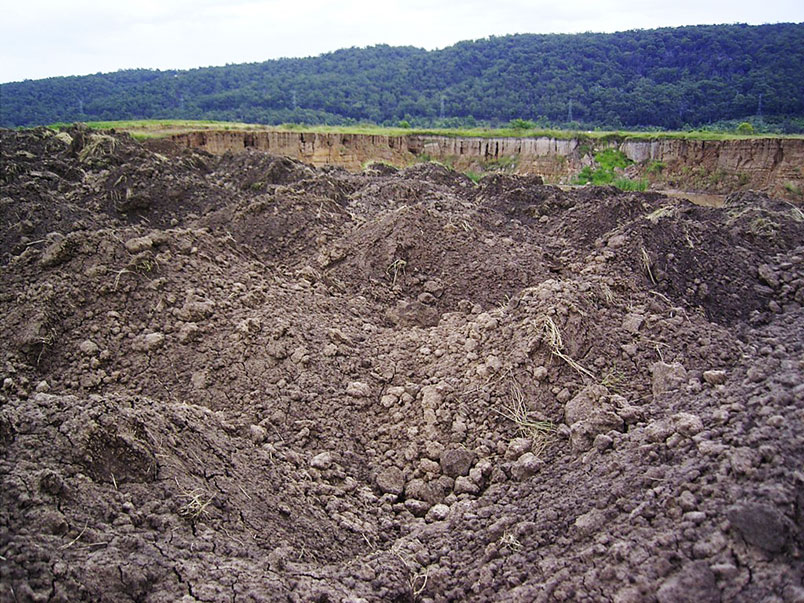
[1,126,803,602]
[163,130,804,200]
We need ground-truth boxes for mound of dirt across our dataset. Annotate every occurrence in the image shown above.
[1,127,803,602]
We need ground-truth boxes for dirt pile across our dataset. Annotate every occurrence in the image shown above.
[1,126,803,602]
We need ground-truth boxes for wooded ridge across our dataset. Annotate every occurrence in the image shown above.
[1,23,802,130]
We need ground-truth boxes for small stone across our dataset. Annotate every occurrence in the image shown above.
[310,451,334,470]
[425,503,450,522]
[423,280,444,297]
[133,332,165,352]
[593,434,613,451]
[757,264,780,288]
[420,385,443,408]
[511,452,543,480]
[40,237,72,267]
[249,424,267,444]
[533,366,548,380]
[404,499,431,517]
[504,437,532,460]
[454,475,480,495]
[672,412,704,437]
[440,448,475,478]
[702,370,727,386]
[645,420,675,443]
[143,332,165,350]
[651,361,687,398]
[607,234,627,248]
[574,509,605,535]
[424,440,445,460]
[125,235,154,254]
[468,466,486,486]
[746,365,765,382]
[406,478,447,505]
[79,339,99,355]
[35,380,50,393]
[178,322,200,343]
[376,467,405,496]
[728,447,759,476]
[419,458,440,474]
[678,490,697,512]
[564,384,609,425]
[346,381,371,398]
[622,313,645,334]
[684,511,706,524]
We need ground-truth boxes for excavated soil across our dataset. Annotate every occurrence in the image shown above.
[1,126,803,602]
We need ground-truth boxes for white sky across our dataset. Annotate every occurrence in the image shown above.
[1,0,802,83]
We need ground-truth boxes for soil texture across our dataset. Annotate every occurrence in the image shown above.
[1,126,803,602]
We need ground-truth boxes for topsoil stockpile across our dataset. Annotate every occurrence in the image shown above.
[1,126,803,602]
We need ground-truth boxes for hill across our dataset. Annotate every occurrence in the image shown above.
[1,23,803,129]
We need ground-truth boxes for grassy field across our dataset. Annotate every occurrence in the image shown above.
[49,119,804,142]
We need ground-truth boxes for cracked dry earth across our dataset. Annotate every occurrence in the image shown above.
[1,126,803,602]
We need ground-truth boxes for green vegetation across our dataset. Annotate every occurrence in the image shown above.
[612,177,649,191]
[784,181,803,198]
[575,148,647,191]
[47,119,802,143]
[737,121,755,134]
[4,24,803,131]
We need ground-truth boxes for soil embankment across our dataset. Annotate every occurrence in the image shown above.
[2,126,803,601]
[162,130,804,200]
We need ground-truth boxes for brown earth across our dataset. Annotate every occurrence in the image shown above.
[162,130,804,201]
[1,125,803,602]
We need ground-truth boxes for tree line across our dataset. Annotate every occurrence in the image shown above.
[1,23,802,130]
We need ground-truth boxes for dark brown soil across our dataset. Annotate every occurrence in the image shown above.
[1,126,803,602]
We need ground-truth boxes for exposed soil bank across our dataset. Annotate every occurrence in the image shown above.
[2,126,803,602]
[162,130,804,200]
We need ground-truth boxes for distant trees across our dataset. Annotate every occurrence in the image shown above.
[1,24,803,130]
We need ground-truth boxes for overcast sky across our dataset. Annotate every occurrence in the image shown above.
[1,0,801,83]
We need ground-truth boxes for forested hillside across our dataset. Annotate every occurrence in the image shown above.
[2,23,802,129]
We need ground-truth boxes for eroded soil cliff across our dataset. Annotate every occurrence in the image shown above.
[1,126,803,602]
[162,130,804,201]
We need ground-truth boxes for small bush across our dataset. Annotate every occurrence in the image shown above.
[613,177,648,191]
[509,118,535,130]
[736,122,754,134]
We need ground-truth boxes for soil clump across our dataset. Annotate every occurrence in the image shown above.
[2,126,803,602]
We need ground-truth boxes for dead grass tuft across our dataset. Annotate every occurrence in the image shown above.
[534,314,596,379]
[178,489,214,520]
[493,381,555,458]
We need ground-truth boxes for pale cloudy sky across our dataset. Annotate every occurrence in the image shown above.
[1,0,801,83]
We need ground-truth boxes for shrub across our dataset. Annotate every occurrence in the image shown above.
[509,118,535,130]
[613,177,648,191]
[736,122,754,134]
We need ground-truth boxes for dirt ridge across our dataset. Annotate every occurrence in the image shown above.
[1,126,803,602]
